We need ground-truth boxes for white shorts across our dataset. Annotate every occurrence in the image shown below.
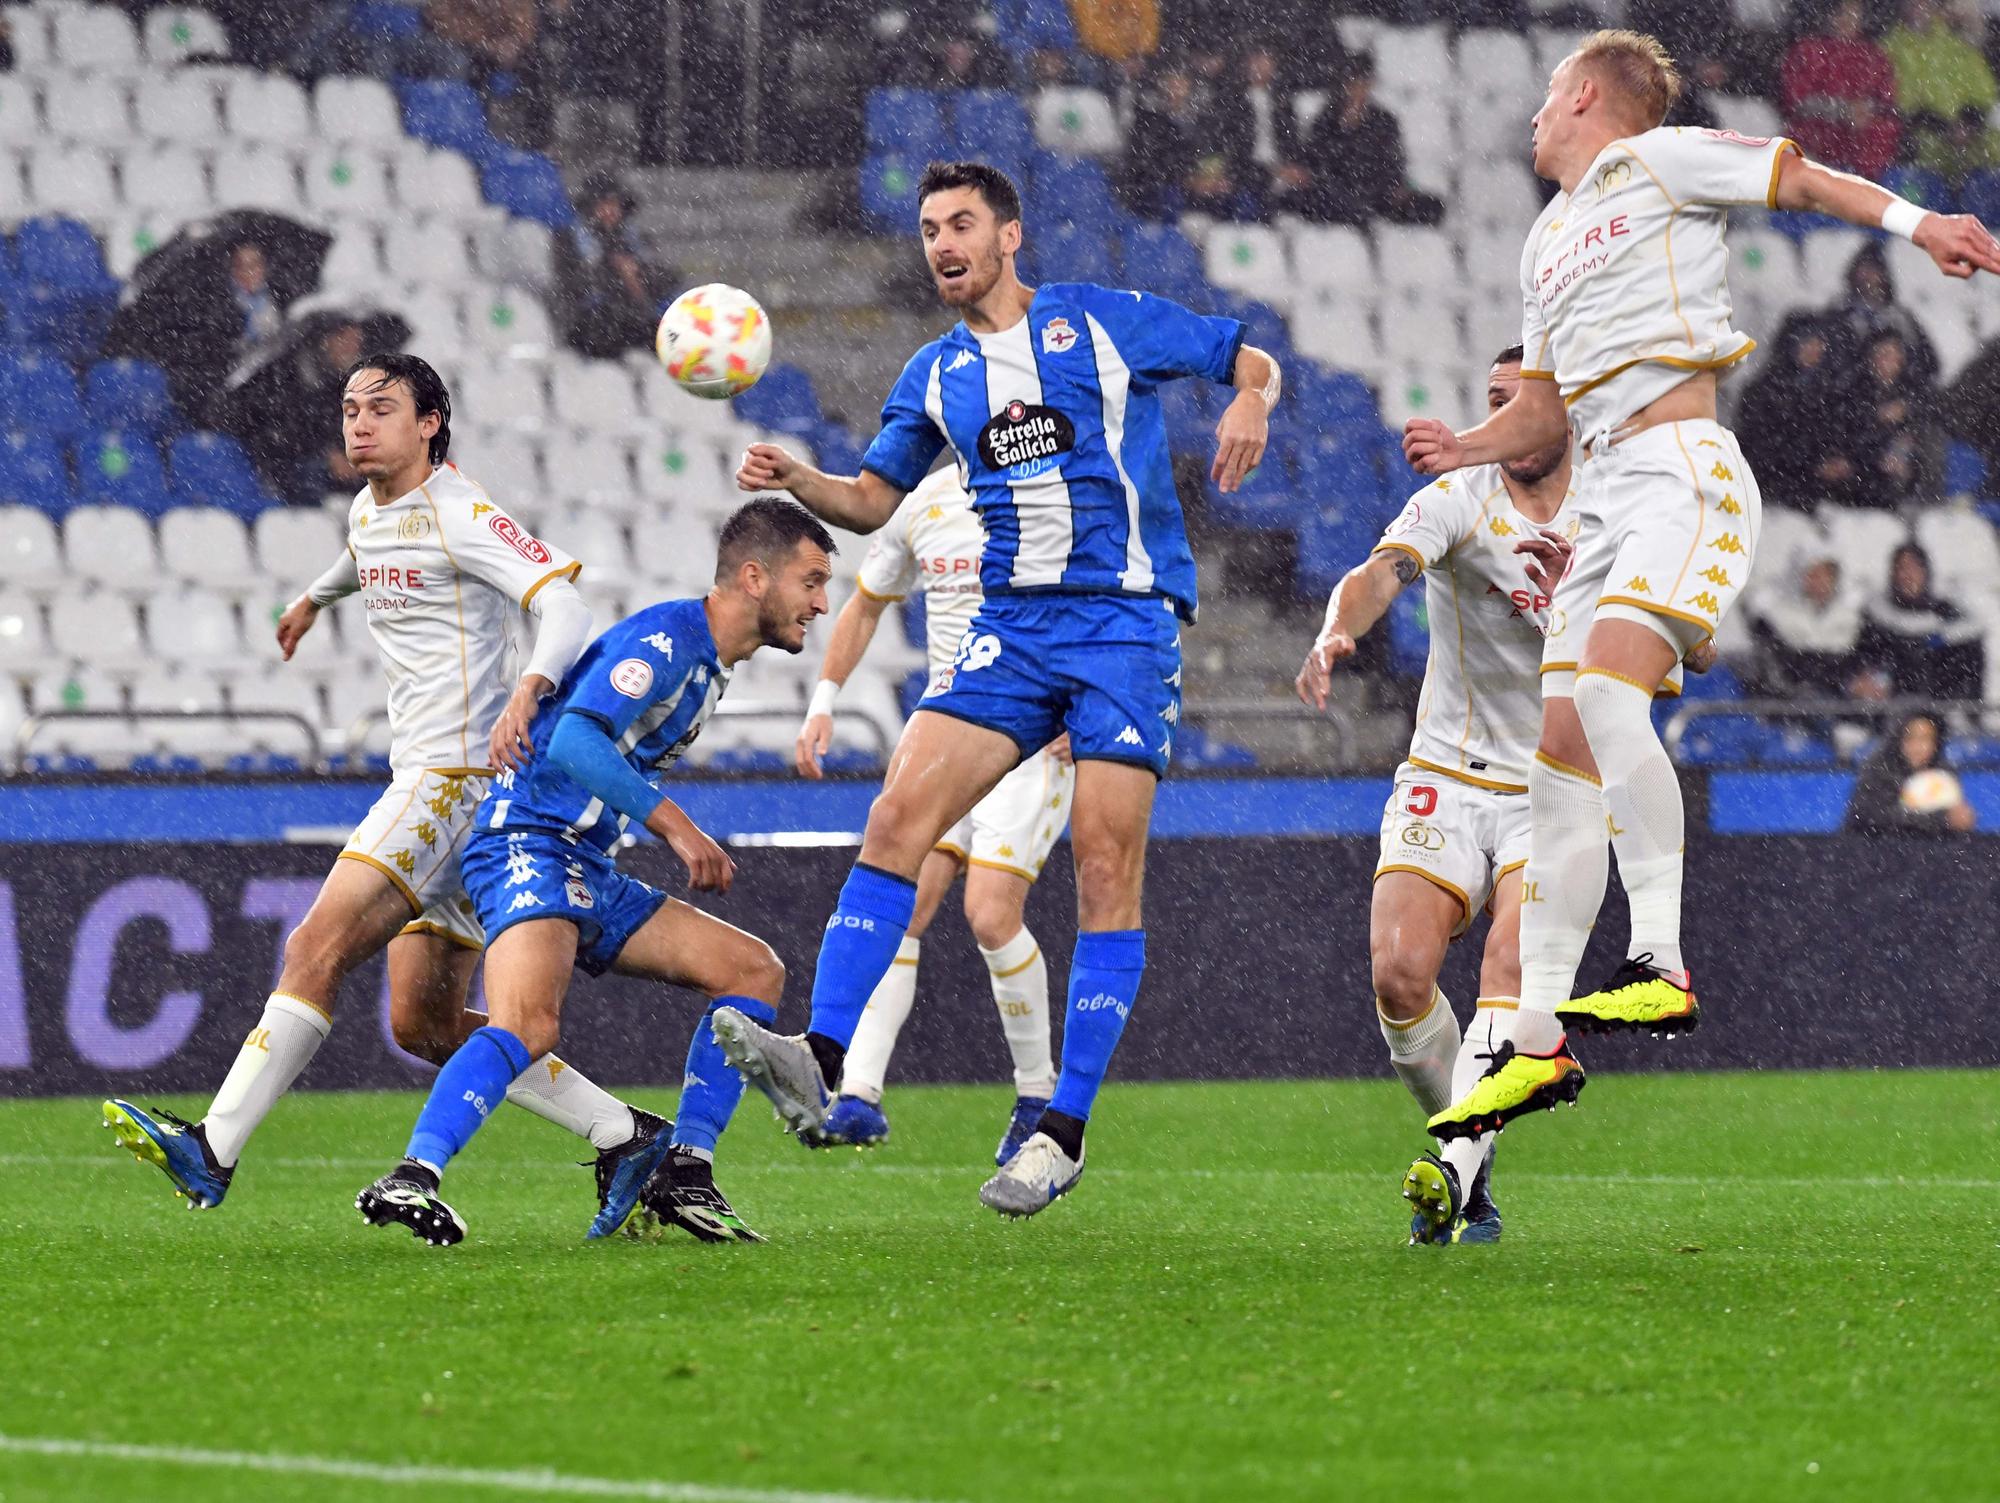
[1542,419,1760,698]
[1374,761,1532,936]
[338,768,489,950]
[936,745,1076,881]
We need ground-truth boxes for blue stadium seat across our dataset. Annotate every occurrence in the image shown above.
[993,0,1077,53]
[899,592,927,650]
[1386,588,1429,677]
[0,432,75,514]
[899,668,928,720]
[1945,439,1987,498]
[481,149,576,229]
[352,0,424,40]
[860,153,920,232]
[397,79,498,164]
[1882,165,1954,212]
[731,362,821,437]
[6,219,117,358]
[1292,366,1379,429]
[1208,442,1301,533]
[1027,153,1117,238]
[1119,224,1209,310]
[1678,713,1763,767]
[1158,373,1215,445]
[13,218,114,293]
[1212,294,1292,362]
[1945,733,2000,768]
[85,359,177,438]
[1961,169,2000,227]
[1174,724,1257,770]
[705,747,787,774]
[953,91,1034,170]
[170,431,271,516]
[807,423,864,479]
[864,89,949,153]
[75,430,172,515]
[1032,223,1115,285]
[0,352,87,439]
[1758,723,1837,767]
[1678,658,1744,702]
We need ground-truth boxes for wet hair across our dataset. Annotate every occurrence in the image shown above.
[340,352,451,465]
[1573,29,1682,129]
[917,160,1023,225]
[715,495,836,582]
[1493,344,1526,367]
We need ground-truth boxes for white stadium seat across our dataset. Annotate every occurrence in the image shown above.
[156,586,245,667]
[1204,222,1292,308]
[159,507,255,592]
[452,428,546,497]
[0,76,41,144]
[1,6,53,70]
[0,506,62,595]
[63,505,159,596]
[28,664,125,713]
[1373,25,1454,107]
[629,508,721,595]
[1376,226,1457,296]
[101,213,171,279]
[544,433,638,506]
[545,508,633,590]
[472,215,554,291]
[229,667,326,739]
[1710,95,1783,141]
[465,286,555,352]
[1289,223,1375,294]
[457,359,551,433]
[224,72,313,144]
[314,76,403,146]
[119,143,212,215]
[549,358,642,433]
[1799,228,1871,303]
[50,590,148,673]
[1032,87,1121,155]
[133,71,221,142]
[143,6,231,64]
[212,146,303,212]
[44,78,132,144]
[383,213,474,289]
[0,590,48,678]
[397,288,464,352]
[304,143,394,223]
[1917,505,2000,602]
[398,146,483,214]
[52,6,141,71]
[253,508,346,588]
[319,225,386,290]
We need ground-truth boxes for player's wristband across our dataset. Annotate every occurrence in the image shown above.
[1258,360,1282,411]
[808,679,840,719]
[1880,196,1928,242]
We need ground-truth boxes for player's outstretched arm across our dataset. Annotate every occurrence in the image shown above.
[277,551,361,660]
[1405,375,1566,476]
[1294,550,1417,710]
[1774,153,2000,280]
[546,711,734,892]
[1212,344,1279,493]
[797,589,888,780]
[737,443,904,533]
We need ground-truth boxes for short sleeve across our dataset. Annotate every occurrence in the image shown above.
[855,501,919,601]
[437,485,580,608]
[561,611,695,742]
[1638,127,1798,209]
[860,348,947,492]
[1374,480,1476,573]
[1080,285,1245,386]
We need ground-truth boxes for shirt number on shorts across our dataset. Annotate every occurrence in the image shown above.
[1405,785,1439,818]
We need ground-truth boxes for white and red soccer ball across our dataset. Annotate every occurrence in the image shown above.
[656,283,772,400]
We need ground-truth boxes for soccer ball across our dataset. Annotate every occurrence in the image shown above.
[1900,767,1963,813]
[656,283,771,400]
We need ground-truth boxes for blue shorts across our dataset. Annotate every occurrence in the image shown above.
[461,830,669,977]
[917,593,1183,778]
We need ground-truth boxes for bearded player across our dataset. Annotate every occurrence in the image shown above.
[1403,31,2000,1139]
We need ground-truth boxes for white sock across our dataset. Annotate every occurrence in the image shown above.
[980,926,1055,1100]
[838,935,920,1104]
[1379,986,1461,1118]
[1575,669,1686,973]
[203,992,332,1168]
[505,1055,636,1151]
[1441,998,1508,1192]
[1516,749,1609,1052]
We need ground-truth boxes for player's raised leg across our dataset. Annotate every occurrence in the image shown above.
[714,709,1018,1133]
[962,862,1057,1166]
[816,848,961,1147]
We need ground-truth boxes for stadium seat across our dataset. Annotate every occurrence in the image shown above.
[1709,95,1784,142]
[1032,88,1120,156]
[1376,227,1457,299]
[1945,439,1988,499]
[994,0,1076,53]
[22,145,119,221]
[0,75,40,145]
[397,79,497,163]
[1289,224,1375,296]
[1209,443,1302,533]
[1119,224,1208,309]
[63,503,160,597]
[28,662,125,714]
[1032,224,1115,287]
[99,213,171,279]
[1027,152,1117,236]
[384,214,473,289]
[1882,164,1953,212]
[212,146,304,213]
[458,358,551,433]
[545,508,632,588]
[314,76,404,146]
[859,152,919,231]
[84,358,176,438]
[0,6,52,70]
[320,225,386,289]
[731,363,820,437]
[453,426,545,494]
[0,431,75,515]
[1915,504,2000,602]
[220,73,312,144]
[119,143,213,215]
[0,588,49,679]
[304,144,393,222]
[159,506,256,592]
[1677,713,1765,768]
[253,508,346,588]
[481,149,575,229]
[542,435,636,509]
[1961,169,2000,228]
[171,431,271,515]
[44,75,134,145]
[397,145,483,214]
[953,91,1034,170]
[52,6,142,70]
[143,6,231,63]
[1204,223,1291,308]
[0,351,88,439]
[863,89,948,154]
[0,502,61,589]
[549,358,642,434]
[464,286,555,351]
[155,586,245,667]
[1799,228,1871,302]
[132,71,221,142]
[472,216,554,291]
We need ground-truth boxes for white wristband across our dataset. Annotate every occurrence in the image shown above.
[807,679,840,719]
[1880,196,1928,242]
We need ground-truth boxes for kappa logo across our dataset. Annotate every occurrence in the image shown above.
[946,348,981,373]
[507,890,545,912]
[643,631,674,658]
[1699,564,1733,588]
[1115,725,1143,747]
[472,501,495,519]
[1718,493,1743,516]
[1625,576,1653,595]
[610,657,654,698]
[489,513,552,564]
[1689,590,1723,616]
[1041,316,1079,354]
[1489,516,1516,538]
[1707,532,1746,556]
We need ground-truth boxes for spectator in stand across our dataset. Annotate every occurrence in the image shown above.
[1845,712,1978,833]
[1884,0,2000,184]
[1295,53,1442,227]
[1735,312,1850,508]
[1751,548,1865,695]
[552,174,671,360]
[228,242,283,355]
[1628,0,1737,123]
[426,0,546,142]
[1214,46,1311,215]
[1852,542,1986,700]
[1939,334,2000,479]
[1839,330,1945,508]
[894,18,1008,90]
[214,318,367,506]
[1117,62,1242,220]
[1073,0,1159,64]
[1829,242,1938,383]
[1782,0,1902,179]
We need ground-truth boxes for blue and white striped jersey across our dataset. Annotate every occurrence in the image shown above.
[477,597,728,855]
[859,283,1244,622]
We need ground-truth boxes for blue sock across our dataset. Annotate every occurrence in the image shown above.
[1047,930,1147,1124]
[672,995,777,1155]
[805,862,917,1049]
[405,1025,532,1175]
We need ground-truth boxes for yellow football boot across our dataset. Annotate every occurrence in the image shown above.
[1426,1040,1585,1140]
[1558,953,1699,1038]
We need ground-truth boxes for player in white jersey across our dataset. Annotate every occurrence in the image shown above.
[1404,30,2000,1137]
[103,354,671,1227]
[793,467,1076,1164]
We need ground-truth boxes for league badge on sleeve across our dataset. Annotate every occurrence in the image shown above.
[610,658,653,698]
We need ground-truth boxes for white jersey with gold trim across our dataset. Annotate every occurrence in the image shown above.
[347,463,580,777]
[1375,464,1580,792]
[1520,126,1796,440]
[854,467,986,678]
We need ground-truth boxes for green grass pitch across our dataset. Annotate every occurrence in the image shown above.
[1,1071,1995,1503]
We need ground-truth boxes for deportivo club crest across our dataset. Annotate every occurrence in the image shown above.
[1041,317,1078,354]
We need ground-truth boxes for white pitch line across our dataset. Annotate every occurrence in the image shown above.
[0,1434,949,1503]
[4,1153,1994,1192]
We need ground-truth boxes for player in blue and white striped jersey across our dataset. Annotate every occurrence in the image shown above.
[728,160,1283,1217]
[354,498,835,1246]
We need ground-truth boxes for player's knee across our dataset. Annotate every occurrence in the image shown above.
[1571,670,1649,748]
[1370,943,1436,1021]
[388,1006,453,1065]
[729,941,786,1007]
[1072,844,1142,930]
[963,893,1022,951]
[860,787,936,868]
[279,920,354,995]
